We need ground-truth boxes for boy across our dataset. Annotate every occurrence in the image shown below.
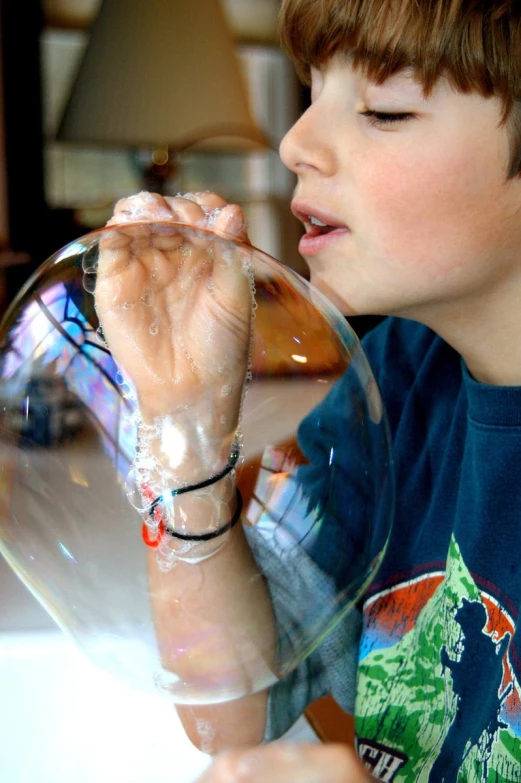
[101,0,521,780]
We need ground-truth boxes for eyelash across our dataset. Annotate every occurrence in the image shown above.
[360,110,415,127]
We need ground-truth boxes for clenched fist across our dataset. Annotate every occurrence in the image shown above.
[95,191,252,479]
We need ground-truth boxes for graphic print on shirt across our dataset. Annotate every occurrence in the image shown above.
[355,537,521,782]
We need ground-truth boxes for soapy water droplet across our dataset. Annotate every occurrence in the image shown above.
[96,326,107,347]
[244,370,253,394]
[149,321,159,336]
[81,244,98,273]
[195,717,216,754]
[83,275,96,294]
[177,333,198,372]
[141,288,154,307]
[119,382,133,399]
[121,301,136,310]
[202,207,222,229]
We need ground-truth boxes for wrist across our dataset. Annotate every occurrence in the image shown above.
[136,413,239,489]
[143,478,242,568]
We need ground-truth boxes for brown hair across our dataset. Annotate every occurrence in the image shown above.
[279,0,521,177]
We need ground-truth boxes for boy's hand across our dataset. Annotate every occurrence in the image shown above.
[95,192,252,474]
[196,743,373,782]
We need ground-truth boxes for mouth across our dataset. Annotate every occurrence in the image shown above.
[292,203,349,255]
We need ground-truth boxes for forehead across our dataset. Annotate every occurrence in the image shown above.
[311,57,430,102]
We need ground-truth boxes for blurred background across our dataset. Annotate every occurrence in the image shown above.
[0,3,369,758]
[0,0,309,314]
[0,0,382,334]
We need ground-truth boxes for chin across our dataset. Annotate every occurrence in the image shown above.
[309,275,368,317]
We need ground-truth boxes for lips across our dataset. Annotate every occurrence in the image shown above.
[307,216,338,237]
[291,202,350,256]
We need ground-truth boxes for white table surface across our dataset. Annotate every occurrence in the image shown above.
[0,374,330,781]
[0,559,318,783]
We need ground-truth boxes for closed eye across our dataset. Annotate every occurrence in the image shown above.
[360,110,416,128]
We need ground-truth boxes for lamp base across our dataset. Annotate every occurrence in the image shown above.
[142,157,179,196]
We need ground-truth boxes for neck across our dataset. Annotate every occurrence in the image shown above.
[403,276,521,387]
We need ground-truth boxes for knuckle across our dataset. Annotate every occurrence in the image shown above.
[195,191,228,207]
[164,195,204,220]
[324,744,364,775]
[210,750,244,781]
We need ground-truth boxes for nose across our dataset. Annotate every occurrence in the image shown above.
[279,103,335,176]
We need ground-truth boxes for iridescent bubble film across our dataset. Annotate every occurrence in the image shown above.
[0,223,393,704]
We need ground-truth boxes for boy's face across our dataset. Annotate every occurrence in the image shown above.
[280,57,521,323]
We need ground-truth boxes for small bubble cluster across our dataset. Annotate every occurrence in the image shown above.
[81,242,99,294]
[194,717,216,754]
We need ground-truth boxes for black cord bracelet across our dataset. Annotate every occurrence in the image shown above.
[147,461,234,520]
[147,442,240,519]
[160,487,243,542]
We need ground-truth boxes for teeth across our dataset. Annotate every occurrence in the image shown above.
[309,215,328,227]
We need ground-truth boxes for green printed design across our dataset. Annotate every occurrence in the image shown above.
[355,537,521,782]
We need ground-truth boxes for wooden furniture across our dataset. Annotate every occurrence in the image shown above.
[305,695,355,746]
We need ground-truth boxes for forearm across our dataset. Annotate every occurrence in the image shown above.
[141,421,276,753]
[149,520,274,751]
[96,193,268,751]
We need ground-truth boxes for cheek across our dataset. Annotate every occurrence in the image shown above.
[360,149,503,276]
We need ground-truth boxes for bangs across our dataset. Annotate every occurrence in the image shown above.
[279,0,521,109]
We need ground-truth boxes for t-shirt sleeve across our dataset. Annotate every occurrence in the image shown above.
[263,606,362,740]
[244,363,387,738]
[246,318,418,741]
[244,469,364,739]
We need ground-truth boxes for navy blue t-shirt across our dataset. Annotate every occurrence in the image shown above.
[354,317,521,782]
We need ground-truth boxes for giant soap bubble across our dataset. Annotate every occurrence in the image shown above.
[0,221,393,705]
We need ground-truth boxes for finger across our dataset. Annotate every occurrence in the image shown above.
[176,191,228,212]
[103,194,184,265]
[97,224,163,281]
[212,204,249,243]
[199,743,370,783]
[162,196,218,251]
[207,206,253,327]
[97,227,133,279]
[163,196,208,226]
[165,195,249,245]
[151,223,185,253]
[107,192,175,225]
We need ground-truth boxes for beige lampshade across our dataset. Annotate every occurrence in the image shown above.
[56,0,267,151]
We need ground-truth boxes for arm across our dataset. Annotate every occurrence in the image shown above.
[96,192,276,752]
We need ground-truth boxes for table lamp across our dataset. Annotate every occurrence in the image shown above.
[56,0,268,192]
